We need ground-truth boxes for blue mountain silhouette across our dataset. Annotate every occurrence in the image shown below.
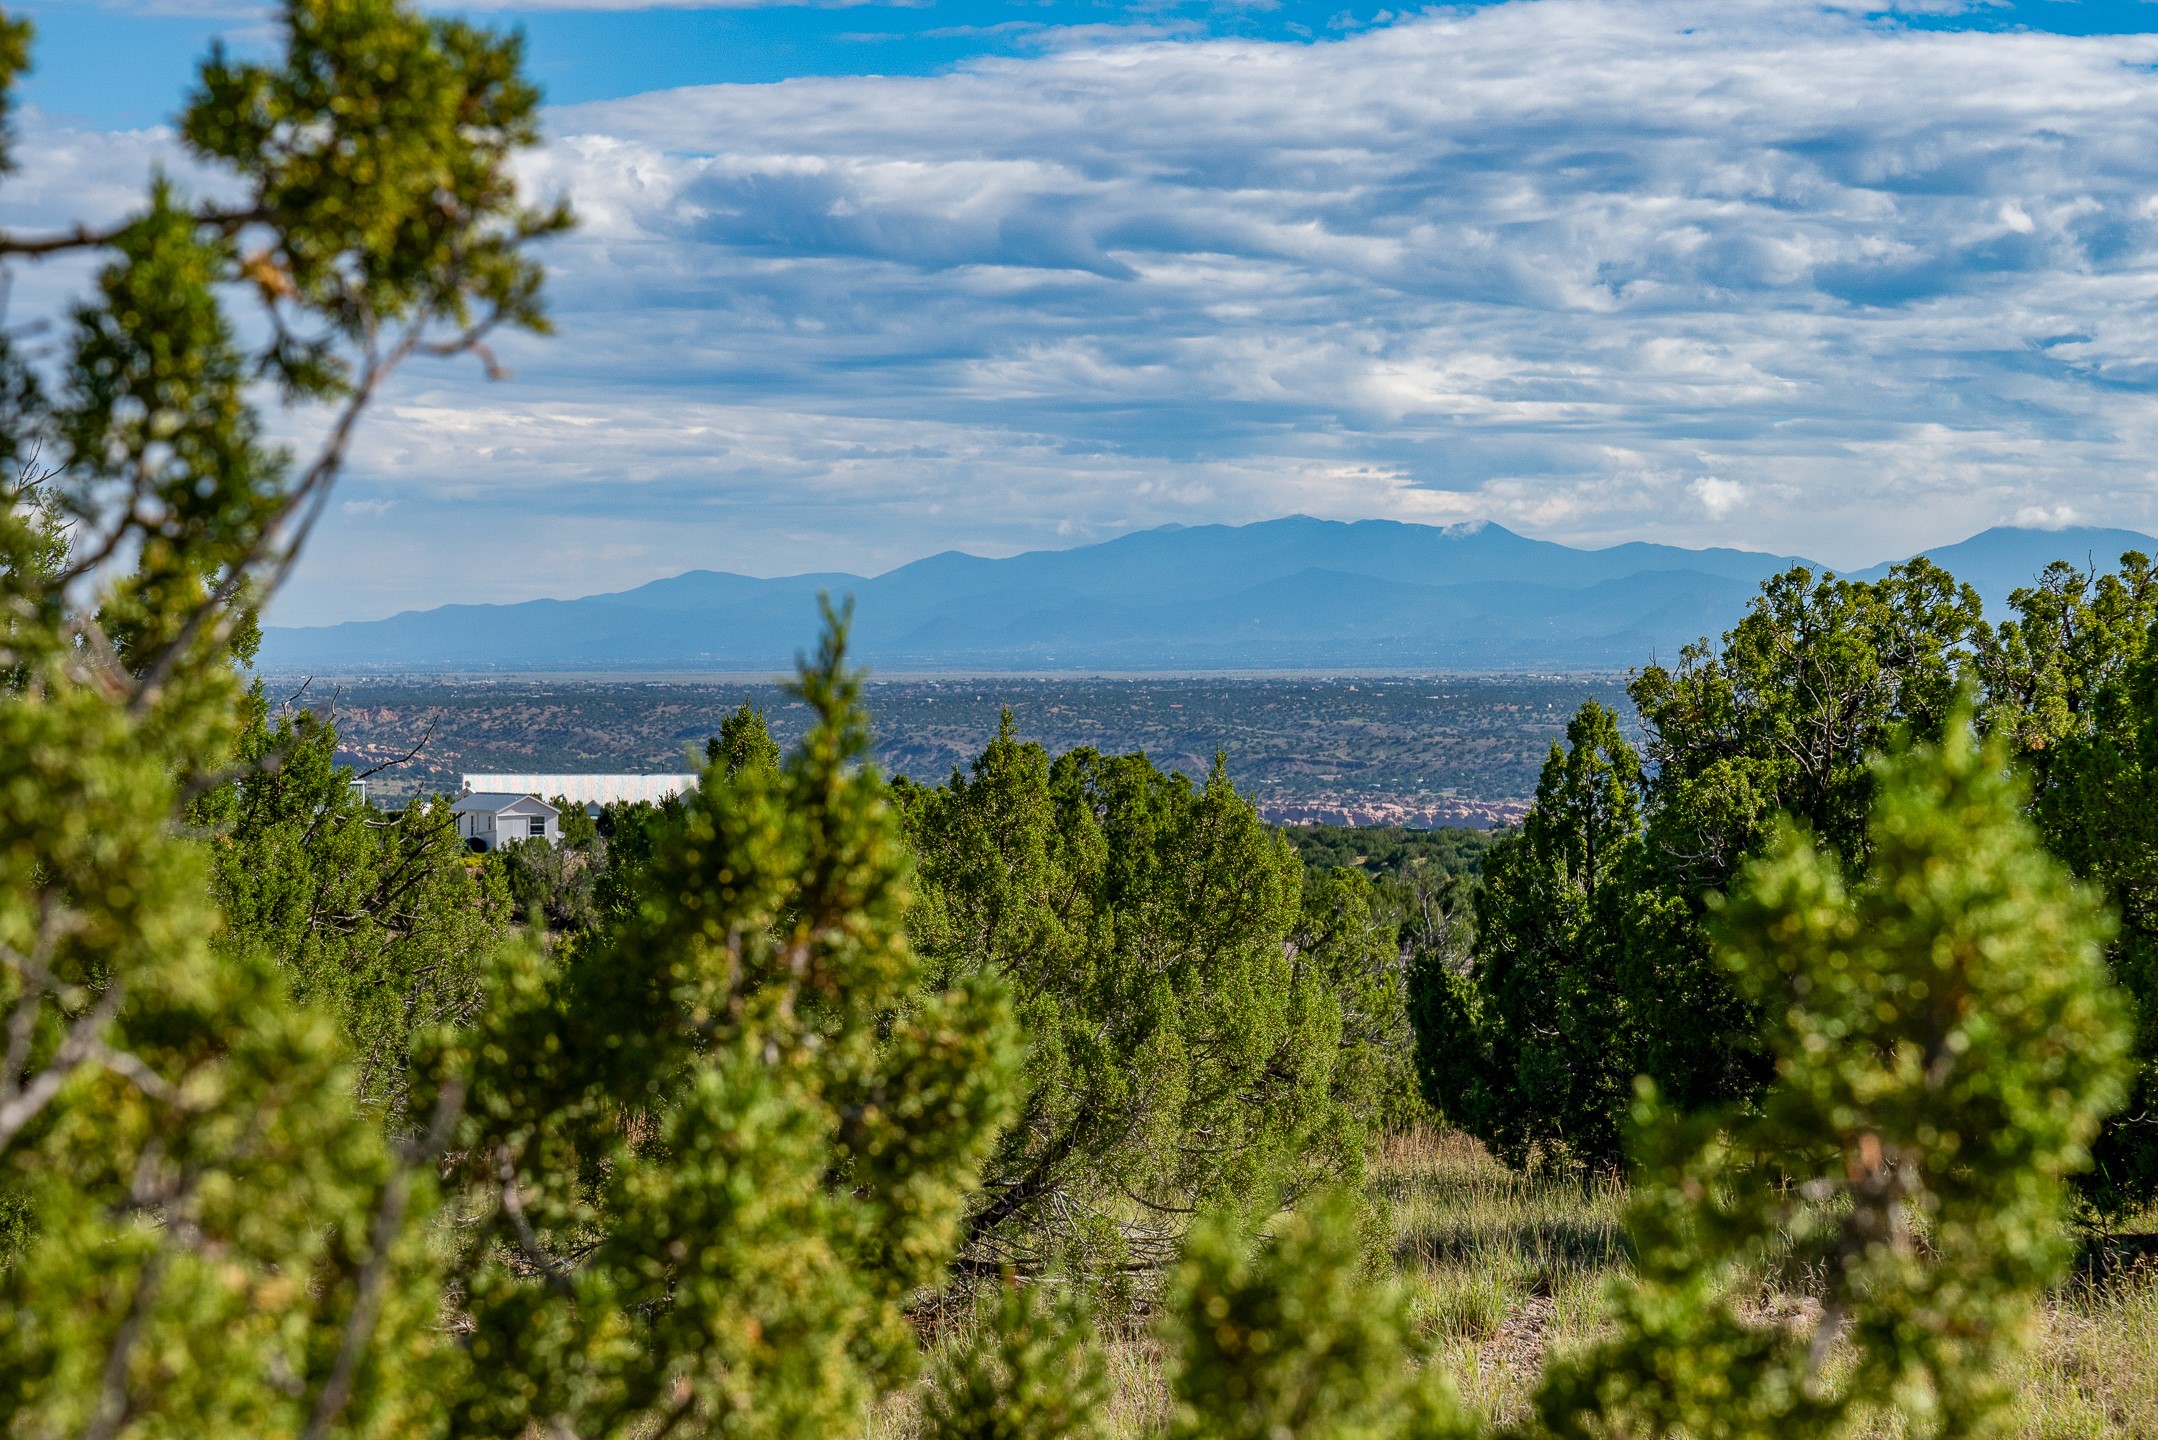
[261,517,2158,672]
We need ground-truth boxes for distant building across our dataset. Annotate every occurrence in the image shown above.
[460,773,699,807]
[452,792,560,852]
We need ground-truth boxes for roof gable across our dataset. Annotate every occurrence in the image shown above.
[452,792,559,817]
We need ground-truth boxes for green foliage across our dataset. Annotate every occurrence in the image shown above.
[0,1,556,1433]
[899,717,1380,1279]
[490,836,598,937]
[4,6,2149,1435]
[0,936,451,1438]
[196,686,508,1111]
[1972,554,2158,1216]
[181,0,566,387]
[1162,1190,1473,1440]
[1294,829,1488,1130]
[1425,564,1998,1173]
[709,699,784,778]
[437,613,1025,1439]
[555,794,600,849]
[590,793,689,920]
[1632,560,1982,880]
[1533,717,2130,1440]
[0,614,458,1437]
[0,471,63,689]
[1415,702,1642,1171]
[64,180,289,673]
[922,1279,1110,1440]
[1976,555,2158,773]
[1621,560,1983,1112]
[1296,866,1433,1135]
[1283,824,1498,884]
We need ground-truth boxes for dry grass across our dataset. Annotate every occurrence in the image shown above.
[1375,1127,1626,1431]
[1383,1129,2158,1439]
[2010,1266,2158,1438]
[875,1127,2158,1438]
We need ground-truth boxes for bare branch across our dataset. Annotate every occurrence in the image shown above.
[1,896,76,1092]
[86,1041,181,1106]
[128,326,410,715]
[0,221,133,257]
[355,717,435,781]
[496,1144,576,1297]
[65,614,132,700]
[0,976,126,1153]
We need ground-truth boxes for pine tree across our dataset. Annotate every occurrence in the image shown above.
[1431,564,1996,1175]
[437,609,1025,1439]
[196,686,510,1113]
[709,700,785,778]
[1413,701,1643,1171]
[1621,560,1983,1112]
[921,1278,1110,1440]
[1295,866,1430,1135]
[0,1,559,1431]
[898,718,1376,1281]
[1533,714,2130,1440]
[1972,553,2158,1217]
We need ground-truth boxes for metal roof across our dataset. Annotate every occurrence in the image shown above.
[461,773,699,806]
[451,792,559,815]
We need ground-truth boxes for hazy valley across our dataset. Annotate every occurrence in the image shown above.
[328,673,1633,826]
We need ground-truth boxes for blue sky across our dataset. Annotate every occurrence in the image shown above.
[20,2,2158,126]
[14,0,2158,623]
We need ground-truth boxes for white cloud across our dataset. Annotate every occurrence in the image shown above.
[1691,476,1748,519]
[2014,503,2080,529]
[22,0,2158,623]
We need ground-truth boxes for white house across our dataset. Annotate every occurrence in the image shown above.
[452,792,560,852]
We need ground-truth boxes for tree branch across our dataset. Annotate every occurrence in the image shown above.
[0,205,269,258]
[496,1143,576,1298]
[129,323,417,715]
[0,972,127,1154]
[356,717,436,781]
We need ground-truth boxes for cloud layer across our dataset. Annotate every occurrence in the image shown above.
[21,0,2158,623]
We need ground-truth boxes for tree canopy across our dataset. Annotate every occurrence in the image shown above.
[1536,717,2128,1439]
[898,718,1403,1280]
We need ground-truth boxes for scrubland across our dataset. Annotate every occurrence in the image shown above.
[877,1128,2158,1440]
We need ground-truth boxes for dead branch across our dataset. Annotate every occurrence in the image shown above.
[356,717,436,781]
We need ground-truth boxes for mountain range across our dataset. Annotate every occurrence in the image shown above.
[260,517,2158,674]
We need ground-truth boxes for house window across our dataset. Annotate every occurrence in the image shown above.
[529,816,547,838]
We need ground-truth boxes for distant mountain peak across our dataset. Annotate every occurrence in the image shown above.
[263,516,2158,674]
[1852,524,2158,611]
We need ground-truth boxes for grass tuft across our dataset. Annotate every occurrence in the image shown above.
[876,1129,2158,1439]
